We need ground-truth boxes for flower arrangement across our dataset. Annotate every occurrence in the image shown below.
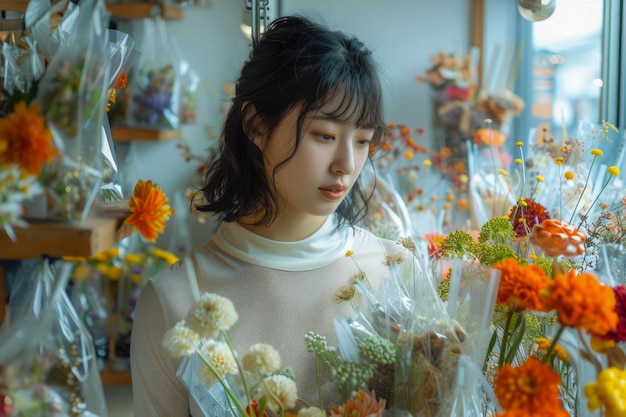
[123,179,174,243]
[430,120,626,415]
[162,292,300,417]
[416,49,525,161]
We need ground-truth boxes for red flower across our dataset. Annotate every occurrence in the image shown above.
[245,400,268,417]
[602,285,626,343]
[508,199,550,239]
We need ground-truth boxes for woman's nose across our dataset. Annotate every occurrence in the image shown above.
[331,141,355,175]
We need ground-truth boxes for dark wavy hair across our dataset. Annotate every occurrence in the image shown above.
[196,15,387,229]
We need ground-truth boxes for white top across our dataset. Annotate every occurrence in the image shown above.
[130,216,405,417]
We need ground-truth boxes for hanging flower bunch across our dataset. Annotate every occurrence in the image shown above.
[123,179,174,243]
[0,101,57,239]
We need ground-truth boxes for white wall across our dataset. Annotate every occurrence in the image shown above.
[114,0,475,251]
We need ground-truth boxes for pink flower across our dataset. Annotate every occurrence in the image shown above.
[330,390,386,417]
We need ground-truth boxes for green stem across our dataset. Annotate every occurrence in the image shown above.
[576,175,613,230]
[315,355,324,410]
[222,330,252,406]
[542,325,565,365]
[260,378,286,417]
[499,309,515,368]
[195,348,249,417]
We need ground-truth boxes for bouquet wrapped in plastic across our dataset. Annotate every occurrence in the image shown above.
[307,239,492,416]
[0,258,108,416]
[33,0,112,223]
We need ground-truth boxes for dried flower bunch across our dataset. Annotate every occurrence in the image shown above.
[163,292,299,417]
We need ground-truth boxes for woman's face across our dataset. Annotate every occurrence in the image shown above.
[262,100,375,226]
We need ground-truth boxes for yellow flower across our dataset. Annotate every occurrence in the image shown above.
[0,101,58,175]
[423,159,432,166]
[515,141,524,147]
[345,250,354,257]
[585,367,626,416]
[497,169,508,176]
[536,175,544,182]
[608,166,620,176]
[564,171,574,180]
[124,179,174,243]
[404,150,414,159]
[555,157,565,165]
[591,148,603,157]
[514,158,522,164]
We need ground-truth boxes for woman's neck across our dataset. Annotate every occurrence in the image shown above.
[236,213,328,242]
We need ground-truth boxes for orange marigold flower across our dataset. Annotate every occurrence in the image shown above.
[474,127,506,147]
[124,179,174,243]
[115,68,128,89]
[529,218,585,257]
[0,101,58,175]
[508,199,550,239]
[330,390,385,417]
[492,258,550,312]
[495,357,565,413]
[543,270,618,336]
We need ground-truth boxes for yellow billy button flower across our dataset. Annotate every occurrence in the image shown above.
[484,118,492,124]
[536,175,544,183]
[515,141,524,147]
[591,148,604,157]
[608,166,620,177]
[404,150,414,159]
[555,157,565,165]
[584,367,626,416]
[423,159,432,166]
[497,169,508,176]
[564,171,575,180]
[514,158,522,164]
[345,250,354,257]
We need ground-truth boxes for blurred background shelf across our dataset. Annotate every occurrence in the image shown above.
[106,2,184,20]
[0,214,133,260]
[111,126,181,142]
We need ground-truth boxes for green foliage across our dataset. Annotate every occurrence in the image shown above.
[478,243,517,266]
[440,230,477,259]
[479,217,516,245]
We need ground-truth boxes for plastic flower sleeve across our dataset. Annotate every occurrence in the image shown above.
[0,258,108,416]
[360,165,412,240]
[127,17,180,129]
[179,59,201,124]
[34,0,111,223]
[467,141,516,229]
[444,260,500,365]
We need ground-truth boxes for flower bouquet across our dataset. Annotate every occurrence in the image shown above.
[306,240,490,416]
[163,292,300,417]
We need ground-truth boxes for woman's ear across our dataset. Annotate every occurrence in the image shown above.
[241,103,265,148]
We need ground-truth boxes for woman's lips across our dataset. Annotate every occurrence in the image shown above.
[319,184,347,200]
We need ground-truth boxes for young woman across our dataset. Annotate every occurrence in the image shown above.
[130,14,407,416]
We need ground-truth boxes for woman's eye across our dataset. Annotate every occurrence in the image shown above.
[316,133,335,142]
[357,139,372,146]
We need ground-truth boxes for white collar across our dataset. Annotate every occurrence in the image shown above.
[211,215,354,271]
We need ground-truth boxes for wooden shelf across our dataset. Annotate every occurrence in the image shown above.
[0,0,29,12]
[0,213,134,260]
[100,362,132,385]
[106,2,184,20]
[111,126,180,142]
